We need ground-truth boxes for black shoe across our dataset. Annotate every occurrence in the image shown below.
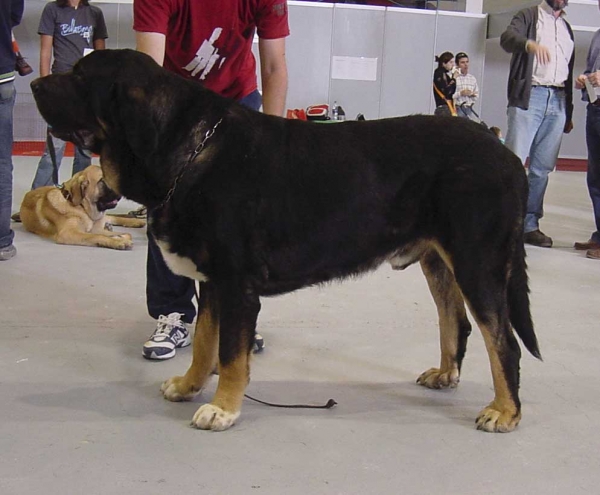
[524,229,553,248]
[15,53,33,77]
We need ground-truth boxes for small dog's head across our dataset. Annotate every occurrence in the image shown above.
[62,165,121,220]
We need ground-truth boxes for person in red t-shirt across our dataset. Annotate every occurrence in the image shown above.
[133,0,289,360]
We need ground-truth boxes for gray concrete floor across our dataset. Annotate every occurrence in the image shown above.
[1,156,599,495]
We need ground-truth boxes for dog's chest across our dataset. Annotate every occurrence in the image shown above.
[156,238,209,282]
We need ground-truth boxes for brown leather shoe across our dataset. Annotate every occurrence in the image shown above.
[15,52,33,76]
[524,229,553,248]
[574,239,600,250]
[586,248,600,260]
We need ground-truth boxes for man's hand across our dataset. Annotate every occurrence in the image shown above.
[575,74,587,90]
[526,41,551,65]
[588,70,600,87]
[460,89,473,96]
[564,120,573,134]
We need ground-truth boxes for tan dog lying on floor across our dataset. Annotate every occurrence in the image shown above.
[20,165,145,250]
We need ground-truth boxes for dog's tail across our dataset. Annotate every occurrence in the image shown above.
[507,238,542,360]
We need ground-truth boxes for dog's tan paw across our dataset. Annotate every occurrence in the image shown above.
[111,234,133,250]
[416,367,460,389]
[191,404,239,431]
[161,376,202,402]
[476,402,521,433]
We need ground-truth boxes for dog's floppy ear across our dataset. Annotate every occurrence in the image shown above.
[63,174,89,206]
[110,83,159,159]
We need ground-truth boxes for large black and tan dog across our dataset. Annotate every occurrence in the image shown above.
[31,49,540,433]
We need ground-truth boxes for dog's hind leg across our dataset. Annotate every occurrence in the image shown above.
[190,283,260,431]
[452,255,523,433]
[161,281,219,402]
[417,248,472,390]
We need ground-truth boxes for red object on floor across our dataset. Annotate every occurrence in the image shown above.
[13,141,76,157]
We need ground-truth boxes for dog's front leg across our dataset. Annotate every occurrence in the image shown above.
[161,281,219,401]
[191,283,260,431]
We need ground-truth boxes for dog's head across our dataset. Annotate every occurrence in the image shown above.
[31,49,167,150]
[31,49,182,197]
[31,49,234,205]
[63,165,121,221]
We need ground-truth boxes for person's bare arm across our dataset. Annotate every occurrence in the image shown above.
[39,34,52,77]
[135,31,166,66]
[258,37,288,116]
[93,38,106,50]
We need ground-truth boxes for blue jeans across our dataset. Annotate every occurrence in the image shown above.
[456,104,478,121]
[585,104,600,244]
[146,90,263,322]
[505,86,566,233]
[0,81,16,249]
[31,134,92,189]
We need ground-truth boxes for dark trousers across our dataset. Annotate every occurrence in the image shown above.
[586,104,600,244]
[146,90,263,322]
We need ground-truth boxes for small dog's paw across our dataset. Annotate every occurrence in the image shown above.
[416,367,460,389]
[113,234,133,250]
[476,403,521,433]
[191,404,239,431]
[161,376,202,402]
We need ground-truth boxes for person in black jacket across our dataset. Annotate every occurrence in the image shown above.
[0,0,24,261]
[500,0,574,248]
[432,51,457,116]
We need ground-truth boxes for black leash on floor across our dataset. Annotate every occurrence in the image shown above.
[192,285,337,410]
[244,394,337,409]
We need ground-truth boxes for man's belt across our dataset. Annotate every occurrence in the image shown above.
[533,84,565,90]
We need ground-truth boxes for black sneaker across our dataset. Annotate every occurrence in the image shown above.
[15,53,33,76]
[253,333,265,353]
[524,229,553,248]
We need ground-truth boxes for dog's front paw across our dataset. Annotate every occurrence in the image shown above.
[161,376,202,402]
[191,404,240,431]
[131,219,146,228]
[476,402,521,433]
[416,367,460,389]
[111,234,133,250]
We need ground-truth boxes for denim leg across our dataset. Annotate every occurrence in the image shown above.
[72,146,92,175]
[31,134,67,189]
[525,89,566,232]
[586,105,600,243]
[0,82,16,249]
[505,87,565,233]
[505,103,543,165]
[456,105,477,121]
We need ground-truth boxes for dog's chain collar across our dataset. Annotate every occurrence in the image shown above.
[157,118,223,210]
[56,183,72,202]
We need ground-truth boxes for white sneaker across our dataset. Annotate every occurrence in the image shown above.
[142,312,191,360]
